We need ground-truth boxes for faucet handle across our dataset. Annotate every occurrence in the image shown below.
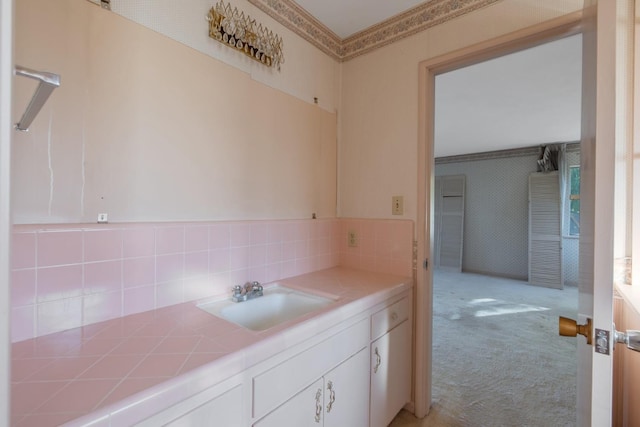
[232,285,243,296]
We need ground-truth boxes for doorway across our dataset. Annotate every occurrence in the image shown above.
[431,146,583,424]
[413,11,585,421]
[432,35,581,425]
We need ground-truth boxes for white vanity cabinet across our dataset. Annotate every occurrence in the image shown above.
[254,347,369,427]
[370,297,412,427]
[252,318,369,426]
[135,375,244,426]
[133,288,412,427]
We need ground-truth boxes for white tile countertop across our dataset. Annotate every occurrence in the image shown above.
[11,267,412,427]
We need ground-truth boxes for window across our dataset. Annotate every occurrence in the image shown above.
[569,166,580,236]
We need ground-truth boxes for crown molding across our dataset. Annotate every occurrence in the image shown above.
[248,0,343,61]
[435,142,580,164]
[249,0,503,62]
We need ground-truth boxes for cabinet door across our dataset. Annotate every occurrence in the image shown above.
[254,378,324,427]
[370,320,411,427]
[324,347,369,427]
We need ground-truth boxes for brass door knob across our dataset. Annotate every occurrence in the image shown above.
[559,316,592,345]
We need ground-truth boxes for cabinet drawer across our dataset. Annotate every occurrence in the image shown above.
[136,376,243,426]
[252,318,368,419]
[371,296,409,340]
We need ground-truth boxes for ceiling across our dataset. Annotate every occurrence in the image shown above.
[293,0,427,38]
[290,1,582,158]
[435,34,582,158]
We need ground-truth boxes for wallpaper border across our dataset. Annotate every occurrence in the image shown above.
[249,0,503,61]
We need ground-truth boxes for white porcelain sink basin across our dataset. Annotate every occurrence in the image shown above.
[197,285,336,331]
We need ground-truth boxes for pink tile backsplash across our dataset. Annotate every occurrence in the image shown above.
[208,224,230,249]
[122,227,155,258]
[84,229,123,262]
[11,269,36,306]
[11,305,35,343]
[11,232,36,269]
[11,218,413,342]
[155,226,185,255]
[36,265,83,303]
[185,225,209,251]
[123,257,155,288]
[84,261,122,294]
[229,223,251,247]
[339,218,414,277]
[155,253,184,284]
[250,223,268,245]
[37,230,83,267]
[184,251,209,278]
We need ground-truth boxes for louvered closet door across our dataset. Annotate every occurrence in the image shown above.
[435,175,465,272]
[528,172,563,289]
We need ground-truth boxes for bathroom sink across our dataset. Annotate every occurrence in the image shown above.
[197,285,337,331]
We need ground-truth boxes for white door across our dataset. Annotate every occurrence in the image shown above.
[417,3,626,422]
[575,0,622,424]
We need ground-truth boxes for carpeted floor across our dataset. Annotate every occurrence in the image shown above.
[390,271,578,427]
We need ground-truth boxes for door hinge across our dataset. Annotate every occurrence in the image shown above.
[424,259,428,270]
[595,328,609,355]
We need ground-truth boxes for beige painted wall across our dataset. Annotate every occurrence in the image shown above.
[109,0,342,114]
[12,0,337,224]
[12,0,585,225]
[338,0,583,222]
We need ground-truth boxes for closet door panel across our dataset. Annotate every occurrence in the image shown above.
[435,175,465,272]
[528,172,563,289]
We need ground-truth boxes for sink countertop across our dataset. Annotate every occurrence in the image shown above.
[11,267,412,427]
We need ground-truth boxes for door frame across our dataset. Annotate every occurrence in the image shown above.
[0,0,13,424]
[415,11,584,418]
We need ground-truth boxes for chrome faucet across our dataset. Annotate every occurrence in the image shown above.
[232,281,264,302]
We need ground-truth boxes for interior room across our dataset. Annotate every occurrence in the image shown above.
[1,0,639,426]
[392,35,582,426]
[417,33,583,425]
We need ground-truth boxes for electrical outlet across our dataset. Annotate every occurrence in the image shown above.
[97,213,108,223]
[392,196,404,215]
[348,230,358,247]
